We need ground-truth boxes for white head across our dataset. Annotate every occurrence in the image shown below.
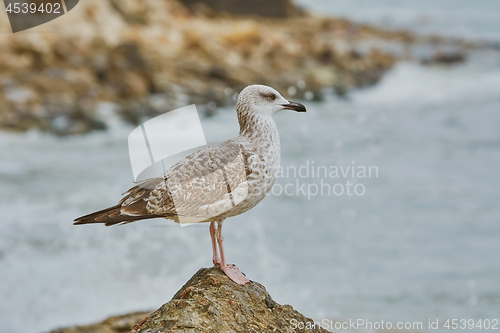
[236,85,306,118]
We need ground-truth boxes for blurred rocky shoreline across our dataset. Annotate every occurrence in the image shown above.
[0,0,471,135]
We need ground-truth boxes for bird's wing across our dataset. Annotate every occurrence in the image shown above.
[146,139,252,222]
[75,140,252,226]
[118,177,165,216]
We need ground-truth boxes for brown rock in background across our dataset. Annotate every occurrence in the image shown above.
[179,0,305,18]
[49,312,151,333]
[0,0,467,134]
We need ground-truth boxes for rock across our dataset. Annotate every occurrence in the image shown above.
[421,50,467,65]
[49,267,330,333]
[49,312,152,333]
[179,0,305,18]
[131,267,330,332]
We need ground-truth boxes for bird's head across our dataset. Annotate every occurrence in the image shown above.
[236,85,306,118]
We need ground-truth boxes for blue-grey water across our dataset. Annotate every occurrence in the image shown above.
[295,0,500,42]
[1,2,500,333]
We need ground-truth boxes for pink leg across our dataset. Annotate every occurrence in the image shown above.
[209,221,221,265]
[216,220,250,285]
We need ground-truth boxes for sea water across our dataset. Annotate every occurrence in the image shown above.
[1,3,500,333]
[295,0,500,42]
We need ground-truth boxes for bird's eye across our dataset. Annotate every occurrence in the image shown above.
[269,94,276,100]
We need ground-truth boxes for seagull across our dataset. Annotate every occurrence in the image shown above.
[74,85,306,285]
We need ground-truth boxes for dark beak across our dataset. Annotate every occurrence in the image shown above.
[282,101,306,112]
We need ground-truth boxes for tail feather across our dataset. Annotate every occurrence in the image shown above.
[74,177,169,226]
[74,205,158,226]
[74,177,166,226]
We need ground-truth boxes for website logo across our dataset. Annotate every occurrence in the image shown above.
[3,0,79,33]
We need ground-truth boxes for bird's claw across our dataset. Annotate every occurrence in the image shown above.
[219,264,250,285]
